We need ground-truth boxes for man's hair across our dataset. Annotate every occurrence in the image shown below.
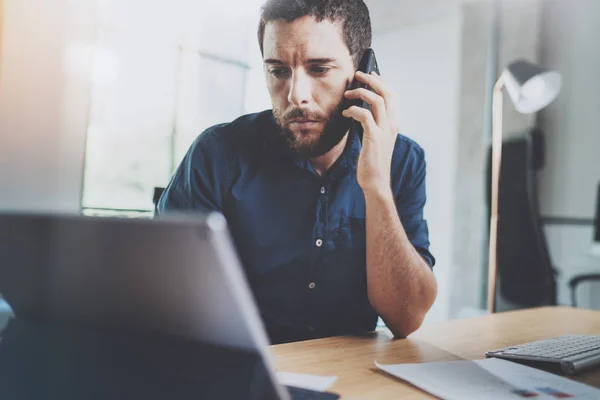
[257,0,372,67]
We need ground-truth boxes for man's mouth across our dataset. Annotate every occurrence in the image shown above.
[289,119,321,129]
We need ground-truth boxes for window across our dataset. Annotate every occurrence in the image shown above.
[81,0,269,216]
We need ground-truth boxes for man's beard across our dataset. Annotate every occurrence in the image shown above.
[272,99,352,159]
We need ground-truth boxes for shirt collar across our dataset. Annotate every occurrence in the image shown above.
[326,124,361,180]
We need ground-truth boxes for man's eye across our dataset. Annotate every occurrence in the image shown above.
[269,69,289,78]
[310,66,331,75]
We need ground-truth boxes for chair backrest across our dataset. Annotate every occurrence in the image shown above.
[153,187,165,215]
[487,130,556,307]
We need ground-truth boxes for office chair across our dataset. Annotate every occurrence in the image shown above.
[488,132,600,309]
[569,274,600,307]
[487,129,558,308]
[153,187,165,215]
[568,183,600,307]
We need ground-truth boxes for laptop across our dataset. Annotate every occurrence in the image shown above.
[0,212,338,400]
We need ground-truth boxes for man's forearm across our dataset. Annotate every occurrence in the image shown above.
[364,188,437,338]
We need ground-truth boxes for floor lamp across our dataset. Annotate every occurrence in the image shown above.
[488,59,562,313]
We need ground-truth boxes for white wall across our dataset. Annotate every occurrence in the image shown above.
[538,0,600,307]
[367,0,462,35]
[0,0,96,213]
[370,6,462,323]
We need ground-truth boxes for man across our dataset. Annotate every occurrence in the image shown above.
[158,0,437,344]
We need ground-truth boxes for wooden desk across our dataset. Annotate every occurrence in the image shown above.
[272,307,600,399]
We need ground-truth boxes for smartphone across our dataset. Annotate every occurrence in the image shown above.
[347,48,380,142]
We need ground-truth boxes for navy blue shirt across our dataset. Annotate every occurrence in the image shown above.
[158,110,434,344]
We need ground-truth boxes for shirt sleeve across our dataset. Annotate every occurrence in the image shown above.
[157,128,231,215]
[394,141,436,268]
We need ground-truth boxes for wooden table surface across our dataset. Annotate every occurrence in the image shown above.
[271,307,600,399]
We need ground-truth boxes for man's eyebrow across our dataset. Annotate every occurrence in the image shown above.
[263,58,338,65]
[264,58,285,64]
[307,58,337,64]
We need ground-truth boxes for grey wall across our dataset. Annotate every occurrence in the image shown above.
[538,0,600,307]
[497,0,542,138]
[451,0,543,316]
[450,0,493,318]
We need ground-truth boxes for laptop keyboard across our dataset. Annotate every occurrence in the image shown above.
[488,335,600,360]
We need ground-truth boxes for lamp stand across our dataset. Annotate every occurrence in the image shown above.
[488,76,505,313]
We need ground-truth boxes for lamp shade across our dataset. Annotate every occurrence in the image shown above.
[503,59,562,114]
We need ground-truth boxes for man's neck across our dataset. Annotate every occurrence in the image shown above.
[309,131,349,176]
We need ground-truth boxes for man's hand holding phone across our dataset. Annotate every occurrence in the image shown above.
[343,69,399,196]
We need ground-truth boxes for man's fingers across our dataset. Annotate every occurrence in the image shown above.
[342,105,379,136]
[344,88,387,125]
[355,71,400,132]
[354,71,394,105]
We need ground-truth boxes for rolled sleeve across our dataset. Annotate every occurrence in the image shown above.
[394,140,435,268]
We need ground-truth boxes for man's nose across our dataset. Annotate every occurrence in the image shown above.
[287,70,312,107]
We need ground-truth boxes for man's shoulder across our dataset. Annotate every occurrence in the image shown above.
[392,133,426,165]
[389,133,428,195]
[193,110,274,150]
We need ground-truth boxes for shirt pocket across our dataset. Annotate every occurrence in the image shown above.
[335,216,366,249]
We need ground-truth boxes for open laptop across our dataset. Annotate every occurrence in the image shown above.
[0,212,337,400]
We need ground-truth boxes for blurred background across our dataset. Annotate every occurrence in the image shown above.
[0,0,599,325]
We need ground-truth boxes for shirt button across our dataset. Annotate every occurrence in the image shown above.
[320,187,326,194]
[308,282,316,289]
[315,239,323,247]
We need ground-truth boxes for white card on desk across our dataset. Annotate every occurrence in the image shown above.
[375,358,600,400]
[276,372,337,392]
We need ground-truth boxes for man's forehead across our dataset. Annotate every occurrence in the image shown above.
[262,16,350,62]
